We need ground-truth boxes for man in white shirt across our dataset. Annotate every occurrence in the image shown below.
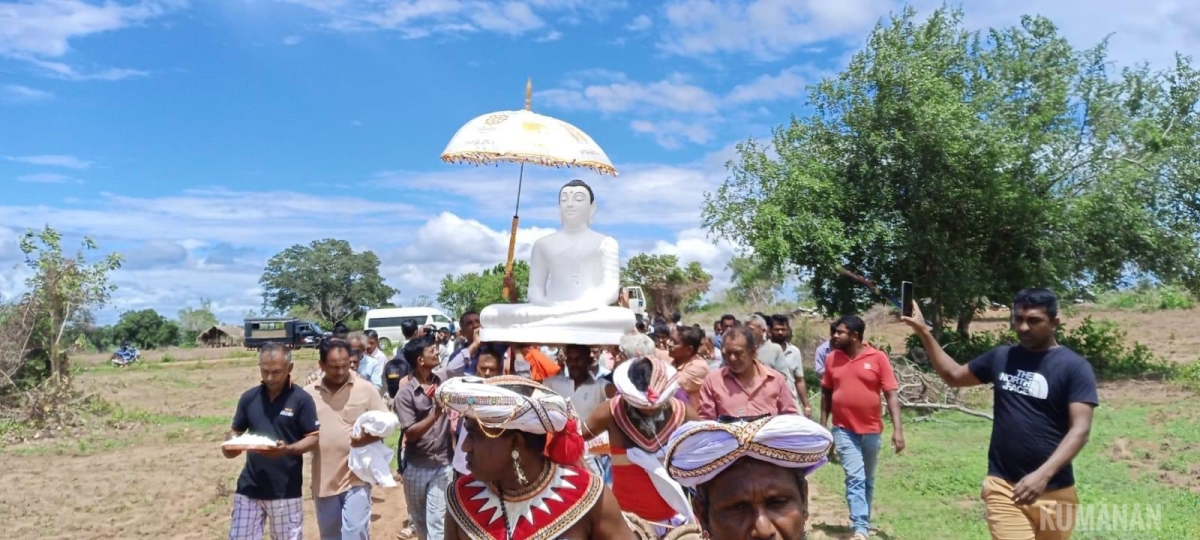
[769,314,812,417]
[436,327,453,365]
[359,330,388,393]
[545,344,610,483]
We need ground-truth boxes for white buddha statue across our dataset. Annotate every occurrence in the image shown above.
[479,179,636,345]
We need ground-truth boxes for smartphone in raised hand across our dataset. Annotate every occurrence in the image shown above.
[901,281,914,318]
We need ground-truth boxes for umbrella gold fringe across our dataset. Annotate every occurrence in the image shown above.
[441,152,618,177]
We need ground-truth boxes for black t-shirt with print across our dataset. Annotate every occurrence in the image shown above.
[968,345,1099,490]
[231,383,319,500]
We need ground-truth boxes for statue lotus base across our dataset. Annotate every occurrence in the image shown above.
[479,326,627,346]
[478,303,636,346]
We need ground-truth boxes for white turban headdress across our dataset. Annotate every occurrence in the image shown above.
[435,375,585,464]
[664,415,833,488]
[613,355,680,409]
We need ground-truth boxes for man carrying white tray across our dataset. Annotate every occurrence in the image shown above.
[222,342,320,540]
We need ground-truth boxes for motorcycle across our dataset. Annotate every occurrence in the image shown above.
[111,345,140,367]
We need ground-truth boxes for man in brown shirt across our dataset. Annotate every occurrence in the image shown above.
[394,334,453,540]
[304,338,388,540]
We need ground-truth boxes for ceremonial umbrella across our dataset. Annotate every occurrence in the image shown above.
[441,78,618,296]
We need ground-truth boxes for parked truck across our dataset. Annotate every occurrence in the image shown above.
[243,317,328,350]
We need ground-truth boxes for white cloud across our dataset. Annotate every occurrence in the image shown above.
[935,0,1200,69]
[0,187,425,245]
[279,0,621,39]
[16,173,79,184]
[5,154,93,169]
[538,74,719,114]
[0,0,185,57]
[19,56,149,80]
[645,227,741,293]
[2,84,53,103]
[281,34,302,45]
[630,119,714,149]
[658,0,890,60]
[726,65,820,104]
[370,147,730,227]
[626,14,652,31]
[656,0,1200,68]
[535,30,563,42]
[122,239,189,269]
[0,0,183,79]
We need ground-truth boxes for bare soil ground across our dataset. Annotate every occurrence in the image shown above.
[1,306,1195,539]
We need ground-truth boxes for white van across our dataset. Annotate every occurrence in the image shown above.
[364,307,454,352]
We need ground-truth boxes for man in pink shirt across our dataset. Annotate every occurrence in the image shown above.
[697,325,798,421]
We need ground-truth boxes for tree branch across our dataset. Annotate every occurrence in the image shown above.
[897,398,993,420]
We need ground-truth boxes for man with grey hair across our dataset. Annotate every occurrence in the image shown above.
[223,343,320,540]
[619,332,657,359]
[748,314,792,394]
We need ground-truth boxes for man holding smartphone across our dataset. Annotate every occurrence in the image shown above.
[902,288,1097,540]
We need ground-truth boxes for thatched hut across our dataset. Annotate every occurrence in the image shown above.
[197,325,244,348]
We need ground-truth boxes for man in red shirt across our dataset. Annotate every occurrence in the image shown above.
[820,315,905,540]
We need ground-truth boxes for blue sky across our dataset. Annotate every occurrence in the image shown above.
[2,0,1197,324]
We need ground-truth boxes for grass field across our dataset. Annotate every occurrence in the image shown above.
[1,306,1197,539]
[803,381,1200,539]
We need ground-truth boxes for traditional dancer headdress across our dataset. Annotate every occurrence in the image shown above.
[436,375,584,464]
[613,355,679,409]
[664,415,833,488]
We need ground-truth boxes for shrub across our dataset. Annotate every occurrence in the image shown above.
[1056,317,1171,379]
[1096,284,1196,312]
[1172,359,1200,392]
[905,316,1172,380]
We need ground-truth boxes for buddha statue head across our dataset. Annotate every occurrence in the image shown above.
[559,179,596,228]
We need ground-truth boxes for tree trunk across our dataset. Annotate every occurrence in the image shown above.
[956,308,975,338]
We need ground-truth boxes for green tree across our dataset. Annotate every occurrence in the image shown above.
[19,226,122,383]
[623,254,712,314]
[178,298,219,344]
[725,255,786,307]
[260,239,398,325]
[113,309,180,349]
[703,6,1200,337]
[438,261,531,317]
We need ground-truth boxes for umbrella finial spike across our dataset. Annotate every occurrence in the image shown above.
[525,77,533,111]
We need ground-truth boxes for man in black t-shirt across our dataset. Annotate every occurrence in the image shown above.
[903,288,1097,540]
[223,343,320,540]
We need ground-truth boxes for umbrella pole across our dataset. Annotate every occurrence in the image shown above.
[502,162,525,301]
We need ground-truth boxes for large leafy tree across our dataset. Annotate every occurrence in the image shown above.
[438,261,530,317]
[260,239,398,325]
[703,6,1200,337]
[622,254,712,314]
[113,309,179,349]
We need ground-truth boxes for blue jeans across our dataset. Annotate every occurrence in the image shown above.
[314,485,372,540]
[585,454,612,486]
[832,427,881,535]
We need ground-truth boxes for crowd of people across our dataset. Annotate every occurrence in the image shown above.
[221,287,1098,540]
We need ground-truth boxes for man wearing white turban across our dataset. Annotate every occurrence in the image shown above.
[583,356,699,534]
[436,375,634,540]
[665,415,834,540]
